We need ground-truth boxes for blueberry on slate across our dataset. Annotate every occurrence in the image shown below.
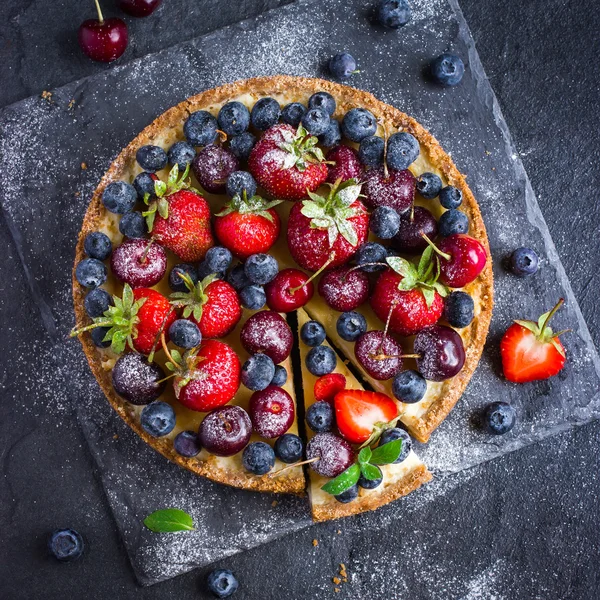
[251,97,281,131]
[355,242,388,272]
[112,353,165,405]
[335,483,359,503]
[227,264,251,291]
[205,246,233,273]
[444,291,474,328]
[271,365,288,386]
[75,258,107,288]
[239,285,266,310]
[242,441,275,475]
[439,185,463,208]
[274,433,304,463]
[169,263,198,292]
[226,171,257,199]
[229,132,257,162]
[370,207,401,239]
[184,110,218,146]
[84,288,113,318]
[168,319,201,349]
[416,172,443,199]
[167,141,196,171]
[207,568,239,599]
[306,345,337,376]
[306,400,334,433]
[329,52,358,79]
[218,101,250,136]
[281,102,307,127]
[510,247,539,277]
[133,171,156,200]
[392,370,427,404]
[300,320,326,347]
[431,53,465,86]
[119,211,146,238]
[48,529,84,562]
[84,231,112,260]
[358,465,383,489]
[377,0,412,28]
[483,401,516,435]
[242,353,276,391]
[91,326,111,348]
[301,107,330,136]
[386,132,420,171]
[102,181,137,214]
[308,91,336,116]
[173,430,202,458]
[244,253,279,285]
[337,311,367,342]
[341,108,377,142]
[379,427,412,463]
[140,401,176,437]
[439,209,469,237]
[318,119,342,148]
[358,135,385,167]
[136,144,167,172]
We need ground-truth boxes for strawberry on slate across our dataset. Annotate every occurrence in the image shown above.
[287,178,369,271]
[248,123,328,201]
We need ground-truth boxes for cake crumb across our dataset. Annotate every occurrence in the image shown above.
[271,500,278,508]
[41,90,53,101]
[68,99,76,109]
[81,162,88,170]
[113,434,118,440]
[337,530,341,534]
[312,539,319,547]
[332,577,341,585]
[334,588,340,593]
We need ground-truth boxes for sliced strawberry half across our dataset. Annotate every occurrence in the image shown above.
[314,373,347,406]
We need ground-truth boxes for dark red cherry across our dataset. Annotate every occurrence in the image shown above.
[265,268,314,312]
[354,331,404,381]
[364,167,415,214]
[198,405,252,457]
[118,0,162,17]
[110,238,167,288]
[326,145,363,184]
[436,234,487,288]
[240,311,293,364]
[414,325,465,381]
[249,386,295,438]
[306,432,355,478]
[317,266,369,312]
[78,1,128,63]
[392,206,438,254]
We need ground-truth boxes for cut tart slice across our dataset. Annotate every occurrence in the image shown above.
[296,308,431,522]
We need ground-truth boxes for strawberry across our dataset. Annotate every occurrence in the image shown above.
[334,390,399,445]
[287,178,369,271]
[248,124,328,201]
[214,192,282,260]
[143,164,214,262]
[370,247,447,336]
[500,299,568,383]
[314,373,346,406]
[170,273,241,339]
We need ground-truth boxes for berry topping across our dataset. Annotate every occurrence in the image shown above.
[306,400,334,433]
[272,365,288,386]
[102,181,137,214]
[207,569,239,599]
[265,268,315,312]
[509,247,539,277]
[341,108,377,142]
[326,145,363,184]
[432,234,487,288]
[300,320,326,347]
[249,385,295,438]
[306,345,337,376]
[240,311,293,363]
[439,209,469,237]
[198,405,252,457]
[167,141,196,171]
[184,110,218,146]
[443,291,474,328]
[358,466,383,489]
[136,144,167,172]
[355,241,388,272]
[242,353,276,391]
[416,172,443,199]
[48,529,84,562]
[133,171,157,200]
[84,231,112,260]
[119,211,147,239]
[379,427,412,463]
[229,132,257,162]
[251,97,281,130]
[281,102,307,127]
[335,484,359,503]
[112,352,165,404]
[336,311,367,342]
[110,238,167,288]
[354,330,404,380]
[318,266,370,312]
[358,135,385,168]
[392,206,438,254]
[392,370,427,403]
[308,92,336,116]
[91,327,111,348]
[431,53,465,86]
[78,2,127,63]
[168,319,201,349]
[118,0,162,18]
[243,442,276,475]
[377,0,412,28]
[414,325,465,381]
[318,119,342,148]
[169,263,198,292]
[205,246,233,273]
[225,171,257,199]
[76,258,107,289]
[386,132,420,171]
[173,430,202,457]
[482,402,516,435]
[218,101,250,136]
[301,107,331,136]
[140,401,176,437]
[439,185,463,208]
[329,52,359,80]
[314,373,346,405]
[364,166,415,213]
[244,253,279,285]
[85,288,113,318]
[370,206,401,239]
[306,432,355,477]
[239,285,266,310]
[274,433,304,463]
[193,145,239,194]
[227,264,251,291]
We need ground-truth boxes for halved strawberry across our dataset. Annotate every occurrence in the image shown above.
[314,373,347,406]
[500,299,567,383]
[334,390,399,445]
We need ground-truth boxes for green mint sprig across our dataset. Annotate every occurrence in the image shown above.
[143,508,195,533]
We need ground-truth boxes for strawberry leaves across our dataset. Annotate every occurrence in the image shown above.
[169,274,215,322]
[215,191,282,224]
[514,298,568,357]
[277,124,326,172]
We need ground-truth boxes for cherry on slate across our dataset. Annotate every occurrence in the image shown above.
[79,0,128,63]
[118,0,162,18]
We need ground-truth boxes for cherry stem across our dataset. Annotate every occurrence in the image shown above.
[269,457,319,478]
[139,238,155,265]
[382,122,390,180]
[160,333,177,365]
[539,298,564,333]
[155,373,178,385]
[421,233,451,261]
[369,352,420,361]
[376,299,397,356]
[288,252,336,295]
[346,262,387,275]
[94,0,104,24]
[148,308,176,362]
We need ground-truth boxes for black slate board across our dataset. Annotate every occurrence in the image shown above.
[1,0,599,586]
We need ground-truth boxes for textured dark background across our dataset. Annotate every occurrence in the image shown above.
[1,0,599,598]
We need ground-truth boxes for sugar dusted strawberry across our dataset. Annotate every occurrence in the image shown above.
[364,166,415,214]
[326,145,363,184]
[314,373,346,405]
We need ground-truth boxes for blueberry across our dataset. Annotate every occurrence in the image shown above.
[119,211,146,238]
[355,242,388,272]
[274,433,304,463]
[444,291,474,328]
[386,132,420,171]
[136,144,167,172]
[431,53,465,86]
[336,311,367,341]
[271,365,288,386]
[84,231,112,261]
[229,132,257,161]
[306,400,334,433]
[218,101,250,136]
[140,401,176,437]
[167,141,196,171]
[300,320,326,346]
[168,319,201,349]
[244,253,279,285]
[169,263,198,292]
[173,430,202,458]
[242,441,275,475]
[358,466,383,489]
[90,326,111,348]
[509,247,539,277]
[133,171,156,200]
[207,569,239,598]
[226,171,257,199]
[335,483,359,503]
[370,207,400,239]
[84,288,113,318]
[301,107,330,136]
[197,260,226,280]
[102,181,137,214]
[483,401,516,435]
[308,91,336,116]
[318,119,342,147]
[251,97,281,131]
[281,102,307,127]
[242,354,276,391]
[341,108,377,142]
[358,135,385,167]
[205,246,233,273]
[227,264,251,291]
[379,427,412,463]
[392,370,427,404]
[329,52,358,79]
[439,185,463,208]
[439,209,469,236]
[184,110,218,146]
[377,0,412,28]
[239,285,266,310]
[306,345,337,376]
[416,172,443,199]
[48,529,84,562]
[75,258,107,288]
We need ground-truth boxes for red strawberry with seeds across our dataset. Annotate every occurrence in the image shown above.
[326,145,363,184]
[314,373,346,406]
[364,166,415,214]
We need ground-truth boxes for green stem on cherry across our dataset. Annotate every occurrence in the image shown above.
[94,0,104,24]
[288,252,336,295]
[421,233,451,261]
[269,456,319,478]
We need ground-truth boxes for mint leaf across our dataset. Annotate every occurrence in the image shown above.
[370,439,403,465]
[358,446,372,465]
[360,463,382,481]
[143,508,195,533]
[320,463,360,495]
